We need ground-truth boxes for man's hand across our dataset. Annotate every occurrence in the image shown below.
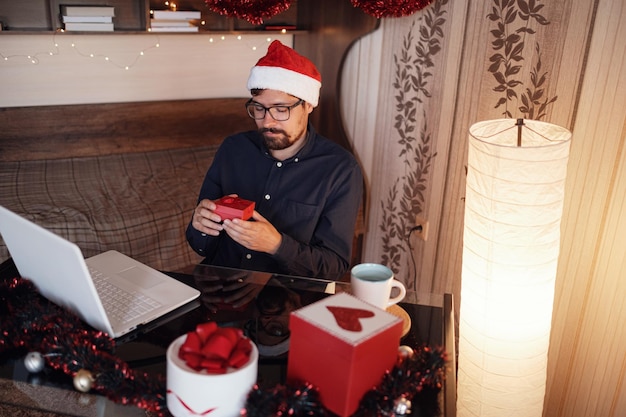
[191,198,226,236]
[223,210,282,255]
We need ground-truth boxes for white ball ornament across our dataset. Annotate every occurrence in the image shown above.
[394,396,412,415]
[24,352,45,373]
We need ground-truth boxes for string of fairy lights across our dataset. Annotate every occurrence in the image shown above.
[0,32,281,70]
[0,1,288,70]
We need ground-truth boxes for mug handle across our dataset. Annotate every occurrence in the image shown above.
[387,280,406,307]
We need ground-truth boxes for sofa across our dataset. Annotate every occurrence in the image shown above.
[0,98,254,272]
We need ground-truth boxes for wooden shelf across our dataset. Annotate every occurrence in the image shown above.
[0,0,298,33]
[0,30,306,36]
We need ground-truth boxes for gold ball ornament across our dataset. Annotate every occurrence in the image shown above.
[398,345,414,359]
[73,369,95,392]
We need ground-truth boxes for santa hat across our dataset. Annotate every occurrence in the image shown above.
[247,40,322,107]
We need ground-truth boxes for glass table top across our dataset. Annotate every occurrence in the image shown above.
[0,260,455,417]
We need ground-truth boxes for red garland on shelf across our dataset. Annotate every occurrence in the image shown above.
[350,0,434,18]
[204,0,293,25]
[203,0,433,24]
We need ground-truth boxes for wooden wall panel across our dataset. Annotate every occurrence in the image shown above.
[294,0,377,152]
[348,0,468,297]
[340,28,382,199]
[546,1,626,414]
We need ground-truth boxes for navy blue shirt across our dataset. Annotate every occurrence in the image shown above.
[186,124,363,280]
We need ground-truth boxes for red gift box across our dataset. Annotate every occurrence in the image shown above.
[287,292,403,416]
[213,196,255,221]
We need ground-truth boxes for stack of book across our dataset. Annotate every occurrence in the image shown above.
[150,10,201,32]
[61,5,115,32]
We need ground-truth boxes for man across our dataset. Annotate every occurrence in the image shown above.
[186,40,363,280]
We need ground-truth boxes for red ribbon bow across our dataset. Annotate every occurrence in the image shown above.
[178,322,253,374]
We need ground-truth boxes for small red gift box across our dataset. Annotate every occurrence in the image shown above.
[287,292,403,416]
[213,196,255,221]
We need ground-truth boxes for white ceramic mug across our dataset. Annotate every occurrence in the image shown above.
[350,263,406,310]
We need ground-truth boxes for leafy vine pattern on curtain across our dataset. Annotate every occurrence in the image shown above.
[488,0,557,119]
[379,0,448,286]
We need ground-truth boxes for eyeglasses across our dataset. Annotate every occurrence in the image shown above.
[245,98,304,121]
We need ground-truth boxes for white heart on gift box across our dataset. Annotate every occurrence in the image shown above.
[166,334,258,417]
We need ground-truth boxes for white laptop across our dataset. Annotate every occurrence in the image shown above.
[0,205,200,338]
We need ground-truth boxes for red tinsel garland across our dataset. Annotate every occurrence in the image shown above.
[0,277,168,415]
[202,0,434,25]
[351,0,435,18]
[204,0,293,25]
[1,276,446,416]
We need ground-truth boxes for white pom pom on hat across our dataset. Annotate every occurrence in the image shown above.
[247,40,322,107]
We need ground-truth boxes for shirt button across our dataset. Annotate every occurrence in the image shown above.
[201,233,206,237]
[246,253,252,259]
[265,194,271,200]
[277,162,283,167]
[294,157,299,162]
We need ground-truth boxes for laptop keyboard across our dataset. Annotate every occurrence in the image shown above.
[90,267,162,323]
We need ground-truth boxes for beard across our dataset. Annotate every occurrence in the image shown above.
[261,128,290,150]
[260,125,307,151]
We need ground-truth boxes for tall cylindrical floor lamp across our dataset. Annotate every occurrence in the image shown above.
[457,118,571,417]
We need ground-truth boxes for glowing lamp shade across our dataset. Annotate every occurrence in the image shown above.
[457,119,571,417]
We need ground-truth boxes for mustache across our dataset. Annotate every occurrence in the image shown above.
[259,127,286,135]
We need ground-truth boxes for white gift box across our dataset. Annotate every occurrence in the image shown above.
[166,334,258,417]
